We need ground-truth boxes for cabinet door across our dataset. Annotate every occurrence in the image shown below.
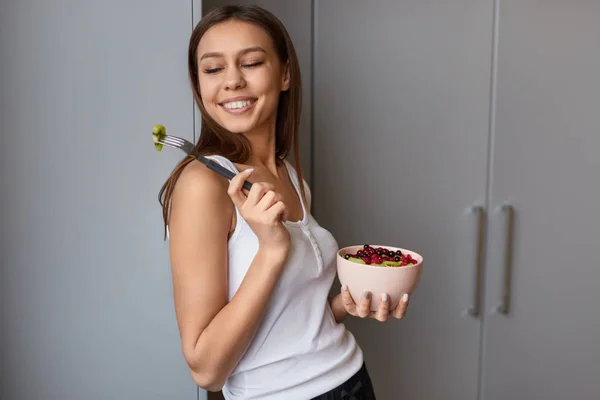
[0,1,198,399]
[483,2,600,399]
[313,1,493,399]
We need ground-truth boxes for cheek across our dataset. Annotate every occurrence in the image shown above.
[253,74,281,109]
[198,77,219,106]
[256,72,280,94]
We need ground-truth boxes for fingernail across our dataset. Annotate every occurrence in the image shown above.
[402,293,409,302]
[364,291,371,299]
[381,293,388,302]
[245,168,254,173]
[342,284,348,292]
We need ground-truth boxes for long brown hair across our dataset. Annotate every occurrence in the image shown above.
[158,5,305,238]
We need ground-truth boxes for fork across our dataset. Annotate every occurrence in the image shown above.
[157,134,253,191]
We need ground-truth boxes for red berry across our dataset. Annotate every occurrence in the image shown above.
[362,257,371,264]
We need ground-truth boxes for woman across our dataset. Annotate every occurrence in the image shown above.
[159,5,410,399]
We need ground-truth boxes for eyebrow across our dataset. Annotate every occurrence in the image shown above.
[200,46,267,61]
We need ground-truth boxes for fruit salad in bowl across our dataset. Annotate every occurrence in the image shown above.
[337,244,423,312]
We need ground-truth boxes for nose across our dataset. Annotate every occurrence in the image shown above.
[224,67,246,90]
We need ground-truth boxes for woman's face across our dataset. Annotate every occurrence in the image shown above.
[196,20,289,135]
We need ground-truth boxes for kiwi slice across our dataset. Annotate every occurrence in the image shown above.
[382,261,401,267]
[152,124,166,151]
[348,257,366,264]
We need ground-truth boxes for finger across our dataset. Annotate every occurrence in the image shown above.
[266,201,288,222]
[357,291,372,318]
[393,293,410,319]
[375,293,390,322]
[246,182,275,207]
[341,285,357,316]
[227,168,254,208]
[256,190,281,212]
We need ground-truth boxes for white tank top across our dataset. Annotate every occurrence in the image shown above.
[203,155,364,400]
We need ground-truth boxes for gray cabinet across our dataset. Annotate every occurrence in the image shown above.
[482,2,600,399]
[313,1,600,399]
[0,1,201,399]
[313,1,493,399]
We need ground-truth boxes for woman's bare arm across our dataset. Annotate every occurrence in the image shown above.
[168,163,288,391]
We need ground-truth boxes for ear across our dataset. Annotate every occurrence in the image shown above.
[281,63,291,92]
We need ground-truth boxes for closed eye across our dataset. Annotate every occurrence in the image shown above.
[243,61,264,68]
[204,67,223,74]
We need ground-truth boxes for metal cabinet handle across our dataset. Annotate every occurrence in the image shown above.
[463,206,484,318]
[496,205,514,315]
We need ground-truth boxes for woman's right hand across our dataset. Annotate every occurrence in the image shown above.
[227,168,291,257]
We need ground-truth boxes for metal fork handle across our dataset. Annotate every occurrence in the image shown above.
[180,142,195,154]
[202,158,253,191]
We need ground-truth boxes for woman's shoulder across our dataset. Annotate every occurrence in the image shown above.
[166,157,240,243]
[179,157,228,187]
[173,158,233,212]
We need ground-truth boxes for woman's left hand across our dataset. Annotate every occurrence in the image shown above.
[340,285,409,322]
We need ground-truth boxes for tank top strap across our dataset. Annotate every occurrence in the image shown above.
[283,159,312,213]
[203,154,240,175]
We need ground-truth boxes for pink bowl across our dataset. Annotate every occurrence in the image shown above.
[337,245,424,312]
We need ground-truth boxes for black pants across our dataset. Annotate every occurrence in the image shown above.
[311,363,377,400]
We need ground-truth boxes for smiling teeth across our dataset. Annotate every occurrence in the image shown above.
[223,100,253,109]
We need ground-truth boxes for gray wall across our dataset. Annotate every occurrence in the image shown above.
[1,1,204,399]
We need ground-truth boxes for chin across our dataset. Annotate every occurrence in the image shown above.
[218,119,257,134]
[211,109,273,136]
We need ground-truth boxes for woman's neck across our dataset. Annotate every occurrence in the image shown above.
[244,119,280,175]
